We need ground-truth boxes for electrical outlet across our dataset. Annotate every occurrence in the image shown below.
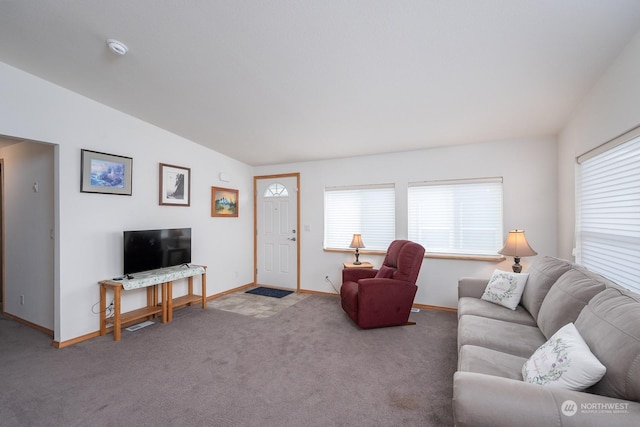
[20,295,25,305]
[325,275,329,281]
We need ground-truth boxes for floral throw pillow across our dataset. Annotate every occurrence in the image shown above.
[522,323,606,390]
[481,269,529,310]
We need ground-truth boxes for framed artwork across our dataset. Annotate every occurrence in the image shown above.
[211,186,238,217]
[80,149,133,195]
[159,163,191,206]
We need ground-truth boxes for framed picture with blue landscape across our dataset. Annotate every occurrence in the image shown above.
[80,149,133,195]
[211,186,238,217]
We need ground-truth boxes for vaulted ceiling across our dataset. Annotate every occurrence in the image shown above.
[2,1,640,165]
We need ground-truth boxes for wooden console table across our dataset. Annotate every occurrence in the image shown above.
[99,265,207,341]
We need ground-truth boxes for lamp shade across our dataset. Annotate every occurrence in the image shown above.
[349,234,365,249]
[498,230,537,257]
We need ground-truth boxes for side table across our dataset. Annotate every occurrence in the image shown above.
[343,262,374,269]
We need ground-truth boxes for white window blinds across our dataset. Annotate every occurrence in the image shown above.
[577,127,640,292]
[324,184,395,251]
[408,178,503,256]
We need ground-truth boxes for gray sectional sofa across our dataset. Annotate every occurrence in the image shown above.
[453,256,640,426]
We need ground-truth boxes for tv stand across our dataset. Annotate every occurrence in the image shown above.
[99,265,207,341]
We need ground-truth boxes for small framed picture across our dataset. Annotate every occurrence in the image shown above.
[80,149,133,195]
[159,163,191,206]
[211,186,238,217]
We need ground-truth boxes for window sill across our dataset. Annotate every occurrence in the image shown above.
[324,248,505,262]
[424,253,505,262]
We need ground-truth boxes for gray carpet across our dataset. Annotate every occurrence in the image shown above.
[0,295,458,426]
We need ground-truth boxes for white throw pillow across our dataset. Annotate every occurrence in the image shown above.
[481,269,529,310]
[522,322,606,390]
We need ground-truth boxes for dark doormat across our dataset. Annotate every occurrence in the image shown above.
[245,287,294,299]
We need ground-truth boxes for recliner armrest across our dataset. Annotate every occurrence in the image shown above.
[342,267,377,283]
[358,277,414,288]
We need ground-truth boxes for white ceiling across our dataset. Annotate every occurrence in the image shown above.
[1,1,640,166]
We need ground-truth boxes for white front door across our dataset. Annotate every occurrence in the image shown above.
[255,174,299,290]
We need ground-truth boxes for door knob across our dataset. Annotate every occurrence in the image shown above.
[288,237,296,241]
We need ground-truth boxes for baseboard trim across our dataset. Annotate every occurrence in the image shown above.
[206,282,254,301]
[53,330,102,349]
[298,289,339,297]
[296,289,457,313]
[413,303,457,313]
[293,289,457,315]
[3,312,54,338]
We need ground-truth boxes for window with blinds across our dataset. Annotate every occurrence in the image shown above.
[576,126,640,292]
[324,184,395,251]
[408,178,503,256]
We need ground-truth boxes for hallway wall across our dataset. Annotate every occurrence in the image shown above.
[0,140,55,329]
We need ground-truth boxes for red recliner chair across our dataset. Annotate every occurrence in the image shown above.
[340,240,426,329]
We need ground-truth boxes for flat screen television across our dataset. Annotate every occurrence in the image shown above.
[123,228,191,275]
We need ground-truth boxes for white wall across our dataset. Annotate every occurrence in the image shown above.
[0,140,55,328]
[557,29,640,260]
[0,62,255,343]
[0,54,565,340]
[255,137,558,308]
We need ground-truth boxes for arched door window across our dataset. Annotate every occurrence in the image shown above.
[263,183,288,197]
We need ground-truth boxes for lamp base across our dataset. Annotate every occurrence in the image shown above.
[512,257,522,273]
[353,249,361,265]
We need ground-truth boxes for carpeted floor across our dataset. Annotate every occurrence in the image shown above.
[0,294,458,426]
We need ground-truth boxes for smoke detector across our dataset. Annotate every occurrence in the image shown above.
[107,39,128,56]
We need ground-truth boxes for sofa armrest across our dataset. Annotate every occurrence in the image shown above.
[458,277,490,299]
[453,371,640,427]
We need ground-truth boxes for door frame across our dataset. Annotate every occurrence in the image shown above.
[0,159,4,312]
[253,173,301,291]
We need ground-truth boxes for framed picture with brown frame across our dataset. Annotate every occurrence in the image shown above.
[159,163,191,206]
[211,186,238,217]
[80,149,133,195]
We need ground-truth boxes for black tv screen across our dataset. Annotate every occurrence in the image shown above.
[123,228,191,275]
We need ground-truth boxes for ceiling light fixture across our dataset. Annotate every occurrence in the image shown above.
[106,39,128,56]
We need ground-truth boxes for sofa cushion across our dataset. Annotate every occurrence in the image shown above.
[481,270,529,310]
[537,267,607,339]
[458,344,527,381]
[575,287,640,402]
[458,297,537,326]
[522,322,606,391]
[458,314,546,358]
[520,256,573,321]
